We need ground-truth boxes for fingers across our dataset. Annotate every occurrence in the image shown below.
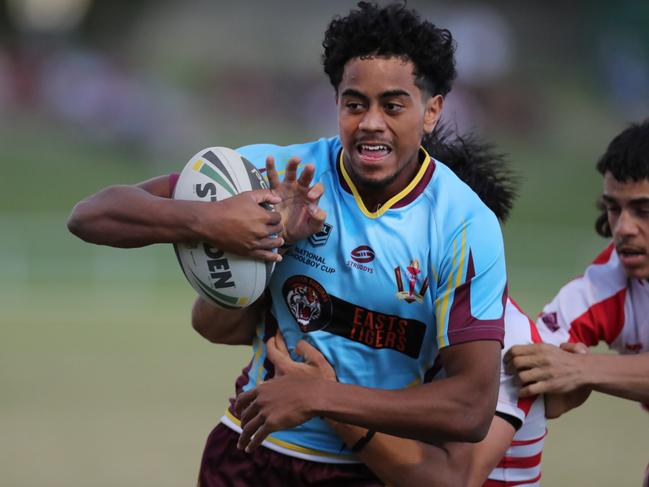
[234,389,254,417]
[505,344,537,362]
[249,249,282,263]
[266,211,282,227]
[235,388,275,453]
[517,367,551,385]
[518,382,546,398]
[560,342,588,354]
[250,188,282,206]
[244,423,271,452]
[284,157,300,183]
[254,235,284,250]
[295,340,319,362]
[237,412,265,452]
[295,340,337,381]
[297,163,315,187]
[504,354,543,374]
[266,335,292,372]
[307,182,324,203]
[266,157,281,190]
[274,330,289,355]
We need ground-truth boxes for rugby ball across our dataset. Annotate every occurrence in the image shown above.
[172,147,275,309]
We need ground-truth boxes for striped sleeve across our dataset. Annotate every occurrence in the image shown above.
[536,244,627,347]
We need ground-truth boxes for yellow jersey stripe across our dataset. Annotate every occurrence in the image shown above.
[339,148,431,219]
[223,410,355,460]
[438,237,459,347]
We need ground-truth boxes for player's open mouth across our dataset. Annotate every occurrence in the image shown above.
[617,246,647,266]
[356,143,392,162]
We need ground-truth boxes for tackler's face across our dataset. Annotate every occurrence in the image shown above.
[602,172,649,279]
[337,56,442,198]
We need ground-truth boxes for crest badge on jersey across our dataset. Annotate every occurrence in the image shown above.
[309,223,333,247]
[283,275,332,332]
[540,311,560,332]
[394,259,429,304]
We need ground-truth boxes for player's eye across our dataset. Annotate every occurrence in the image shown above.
[345,102,365,112]
[384,103,404,113]
[603,201,620,214]
[634,207,649,218]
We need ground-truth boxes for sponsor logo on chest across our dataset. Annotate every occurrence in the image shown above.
[346,245,375,274]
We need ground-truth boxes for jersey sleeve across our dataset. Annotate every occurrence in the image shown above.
[169,172,180,195]
[435,209,507,349]
[536,244,627,347]
[236,138,337,180]
[496,300,543,426]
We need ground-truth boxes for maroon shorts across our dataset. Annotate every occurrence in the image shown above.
[197,423,383,487]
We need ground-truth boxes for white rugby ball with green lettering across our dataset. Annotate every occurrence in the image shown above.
[172,147,275,309]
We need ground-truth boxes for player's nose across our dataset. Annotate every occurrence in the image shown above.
[613,210,639,238]
[358,106,387,132]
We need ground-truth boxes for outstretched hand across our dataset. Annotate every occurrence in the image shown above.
[266,156,327,245]
[233,333,336,453]
[504,342,589,397]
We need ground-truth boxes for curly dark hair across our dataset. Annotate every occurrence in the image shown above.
[322,1,456,96]
[422,125,518,223]
[594,119,649,237]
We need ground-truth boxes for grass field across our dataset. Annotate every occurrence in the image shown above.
[1,120,647,486]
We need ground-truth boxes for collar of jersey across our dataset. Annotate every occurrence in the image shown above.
[338,147,432,219]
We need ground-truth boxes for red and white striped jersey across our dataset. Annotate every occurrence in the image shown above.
[485,298,546,486]
[536,243,649,355]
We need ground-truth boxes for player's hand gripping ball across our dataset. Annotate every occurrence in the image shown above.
[173,147,276,309]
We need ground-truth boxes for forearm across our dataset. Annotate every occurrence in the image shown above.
[582,353,649,403]
[191,296,262,345]
[68,185,204,247]
[315,342,500,443]
[327,420,461,487]
[316,378,495,443]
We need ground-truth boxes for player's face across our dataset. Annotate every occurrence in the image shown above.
[602,172,649,279]
[337,56,442,202]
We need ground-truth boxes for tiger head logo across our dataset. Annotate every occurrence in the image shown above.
[283,275,332,333]
[287,286,321,332]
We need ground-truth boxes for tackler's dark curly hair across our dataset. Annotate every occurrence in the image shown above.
[423,126,518,223]
[322,1,457,97]
[594,119,649,238]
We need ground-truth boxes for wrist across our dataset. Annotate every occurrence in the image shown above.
[350,429,376,453]
[576,353,596,388]
[182,201,219,244]
[312,379,335,417]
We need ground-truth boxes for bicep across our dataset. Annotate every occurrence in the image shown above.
[440,340,501,390]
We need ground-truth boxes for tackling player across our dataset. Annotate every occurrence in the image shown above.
[68,3,508,485]
[506,119,649,484]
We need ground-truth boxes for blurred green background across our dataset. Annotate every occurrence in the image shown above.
[1,1,647,485]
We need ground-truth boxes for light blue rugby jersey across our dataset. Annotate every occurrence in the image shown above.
[222,136,507,462]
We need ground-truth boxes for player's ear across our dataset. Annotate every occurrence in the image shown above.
[423,95,443,134]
